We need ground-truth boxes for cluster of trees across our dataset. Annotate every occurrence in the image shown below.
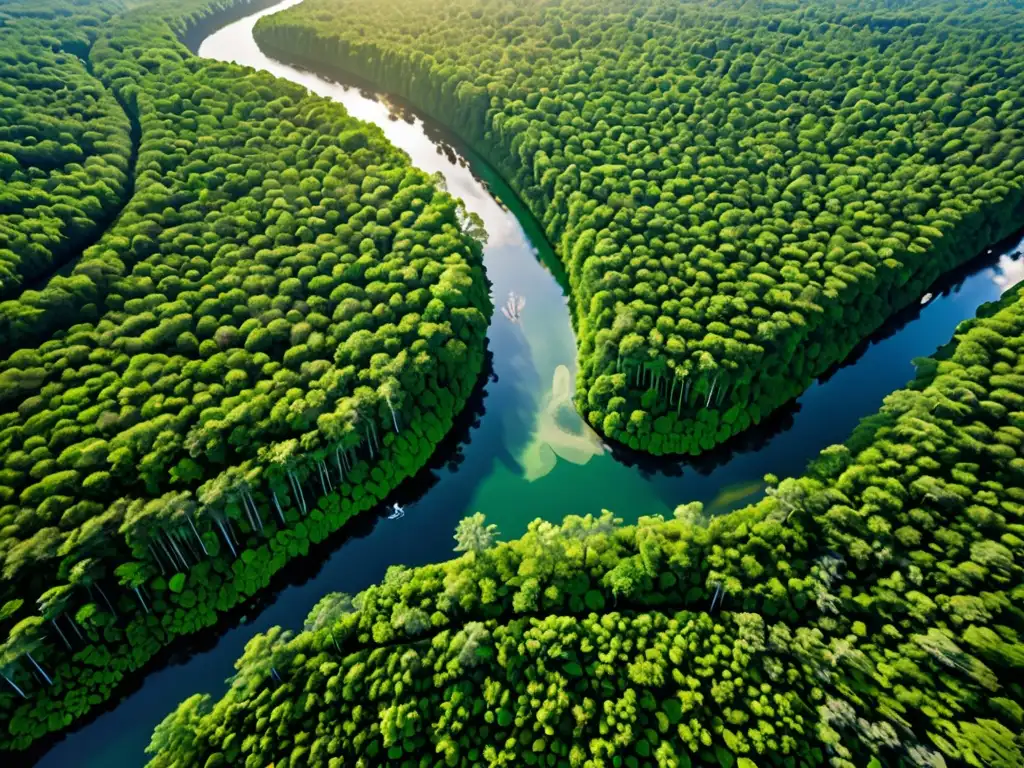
[0,0,132,302]
[257,0,1024,454]
[0,0,491,752]
[146,283,1024,767]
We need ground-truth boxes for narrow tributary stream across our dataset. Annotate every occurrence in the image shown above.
[32,1,1024,764]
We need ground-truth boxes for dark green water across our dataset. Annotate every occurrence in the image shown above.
[30,1,1024,765]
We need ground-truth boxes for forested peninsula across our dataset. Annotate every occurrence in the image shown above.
[255,0,1024,455]
[0,0,490,750]
[147,282,1024,768]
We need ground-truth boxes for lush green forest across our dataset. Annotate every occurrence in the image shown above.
[146,283,1024,767]
[0,0,490,750]
[0,0,132,302]
[256,0,1024,455]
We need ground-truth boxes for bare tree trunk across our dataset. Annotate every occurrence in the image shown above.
[67,616,84,641]
[157,535,182,572]
[245,490,264,533]
[166,531,190,570]
[177,528,200,561]
[272,492,286,524]
[185,514,209,555]
[96,583,117,617]
[334,450,345,484]
[288,471,307,514]
[134,587,149,614]
[705,374,719,409]
[216,520,238,557]
[1,671,26,699]
[50,619,72,650]
[148,543,167,576]
[317,461,329,496]
[387,396,400,433]
[26,653,52,686]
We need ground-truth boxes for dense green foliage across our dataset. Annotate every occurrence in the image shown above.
[0,0,132,302]
[146,284,1024,768]
[0,0,490,750]
[257,0,1024,455]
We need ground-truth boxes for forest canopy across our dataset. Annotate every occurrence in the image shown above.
[0,0,490,750]
[257,0,1024,454]
[145,283,1024,768]
[0,0,132,301]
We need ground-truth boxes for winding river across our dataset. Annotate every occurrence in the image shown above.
[30,1,1024,765]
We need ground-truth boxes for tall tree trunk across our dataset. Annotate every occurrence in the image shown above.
[50,619,71,650]
[317,461,329,496]
[1,671,26,699]
[185,514,209,555]
[67,616,84,641]
[272,492,286,524]
[166,531,190,570]
[225,517,239,547]
[705,375,719,409]
[216,519,238,558]
[288,471,306,514]
[26,653,52,686]
[96,583,117,617]
[240,494,257,532]
[387,397,400,433]
[709,583,722,613]
[134,587,149,614]
[148,543,167,576]
[177,528,199,561]
[334,450,345,484]
[244,490,264,534]
[156,535,180,572]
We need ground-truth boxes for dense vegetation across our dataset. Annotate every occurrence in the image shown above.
[0,0,132,303]
[0,0,490,751]
[256,0,1024,455]
[146,282,1024,768]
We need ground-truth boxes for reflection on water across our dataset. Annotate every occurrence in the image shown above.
[992,248,1024,293]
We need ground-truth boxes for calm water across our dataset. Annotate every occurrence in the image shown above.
[30,1,1024,765]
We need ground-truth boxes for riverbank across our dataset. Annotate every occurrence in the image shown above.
[24,1,1024,764]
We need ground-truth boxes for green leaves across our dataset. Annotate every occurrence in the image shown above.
[0,0,493,752]
[145,284,1024,768]
[260,0,1024,458]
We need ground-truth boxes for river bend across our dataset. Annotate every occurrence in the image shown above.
[31,1,1024,764]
